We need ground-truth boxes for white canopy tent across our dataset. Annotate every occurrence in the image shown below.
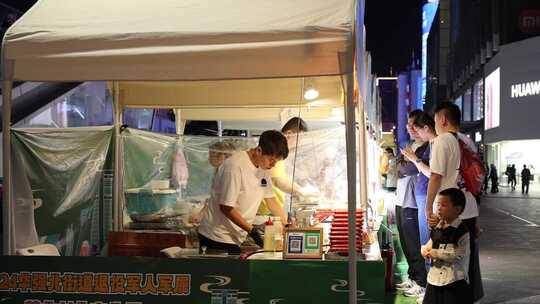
[4,0,354,82]
[2,1,365,302]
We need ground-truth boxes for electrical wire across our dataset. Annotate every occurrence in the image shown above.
[287,77,305,219]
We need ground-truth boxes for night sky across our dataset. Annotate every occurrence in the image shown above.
[365,0,424,76]
[0,0,35,12]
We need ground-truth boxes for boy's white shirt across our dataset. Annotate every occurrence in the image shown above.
[424,218,470,286]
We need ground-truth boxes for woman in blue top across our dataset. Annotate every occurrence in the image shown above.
[402,112,437,253]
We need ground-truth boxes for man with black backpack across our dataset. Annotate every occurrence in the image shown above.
[426,102,484,303]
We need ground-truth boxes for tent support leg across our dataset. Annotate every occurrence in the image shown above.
[357,105,368,211]
[344,71,357,304]
[2,60,14,255]
[112,82,123,231]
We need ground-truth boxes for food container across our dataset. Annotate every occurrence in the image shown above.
[150,179,170,189]
[125,188,177,216]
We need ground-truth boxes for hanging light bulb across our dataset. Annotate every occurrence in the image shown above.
[331,107,343,117]
[304,87,319,100]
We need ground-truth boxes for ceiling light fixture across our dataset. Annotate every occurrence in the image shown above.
[304,87,319,100]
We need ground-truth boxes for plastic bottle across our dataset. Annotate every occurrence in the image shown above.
[272,216,283,251]
[79,240,90,256]
[263,217,275,251]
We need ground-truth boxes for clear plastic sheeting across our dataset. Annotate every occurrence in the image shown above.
[11,148,39,250]
[121,126,349,230]
[14,82,113,129]
[11,127,114,256]
[122,128,258,229]
[283,126,349,211]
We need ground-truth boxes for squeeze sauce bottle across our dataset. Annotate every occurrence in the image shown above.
[263,217,275,251]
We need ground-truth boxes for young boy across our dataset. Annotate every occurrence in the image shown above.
[421,188,472,304]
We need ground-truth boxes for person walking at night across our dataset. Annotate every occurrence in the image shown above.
[506,164,516,191]
[521,165,531,194]
[489,164,498,193]
[483,163,489,194]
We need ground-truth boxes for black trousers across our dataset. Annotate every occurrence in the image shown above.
[490,178,498,193]
[396,206,427,286]
[462,217,484,301]
[522,181,530,194]
[509,176,516,189]
[423,280,473,304]
[198,233,241,255]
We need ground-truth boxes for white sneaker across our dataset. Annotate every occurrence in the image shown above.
[396,278,415,290]
[401,280,418,293]
[404,284,425,297]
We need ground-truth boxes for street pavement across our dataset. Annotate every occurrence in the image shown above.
[479,189,540,304]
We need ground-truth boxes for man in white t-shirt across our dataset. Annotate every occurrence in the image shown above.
[427,103,479,221]
[427,102,483,301]
[198,130,289,254]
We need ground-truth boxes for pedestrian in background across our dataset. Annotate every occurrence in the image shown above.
[506,164,516,191]
[521,165,531,194]
[489,164,499,193]
[385,148,398,191]
[483,163,490,194]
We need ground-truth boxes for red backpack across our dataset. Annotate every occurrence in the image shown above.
[452,133,486,195]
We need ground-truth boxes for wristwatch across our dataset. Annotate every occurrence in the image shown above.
[415,158,422,164]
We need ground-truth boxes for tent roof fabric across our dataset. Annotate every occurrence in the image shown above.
[175,106,341,122]
[116,76,343,108]
[3,0,355,81]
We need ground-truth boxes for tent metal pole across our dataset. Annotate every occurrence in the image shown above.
[2,60,14,255]
[217,121,223,137]
[357,100,368,210]
[174,109,186,135]
[112,81,122,231]
[344,71,357,304]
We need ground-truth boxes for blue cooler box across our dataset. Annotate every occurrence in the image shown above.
[125,188,177,215]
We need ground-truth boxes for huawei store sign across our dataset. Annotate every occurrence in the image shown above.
[511,80,540,98]
[519,9,540,33]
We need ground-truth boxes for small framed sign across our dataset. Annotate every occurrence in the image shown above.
[283,228,323,259]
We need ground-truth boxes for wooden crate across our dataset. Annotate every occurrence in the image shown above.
[108,231,186,257]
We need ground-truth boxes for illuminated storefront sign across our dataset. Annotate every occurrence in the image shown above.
[519,9,540,33]
[421,2,438,107]
[483,36,540,144]
[485,67,500,130]
[511,80,540,98]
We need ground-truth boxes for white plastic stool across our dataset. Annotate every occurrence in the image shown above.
[16,244,60,256]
